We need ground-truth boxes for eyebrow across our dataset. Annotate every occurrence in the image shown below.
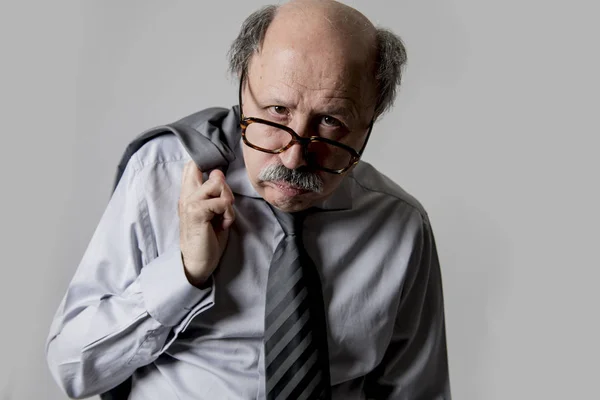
[321,102,359,122]
[261,94,360,124]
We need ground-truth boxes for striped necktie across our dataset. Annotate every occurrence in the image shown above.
[264,205,332,400]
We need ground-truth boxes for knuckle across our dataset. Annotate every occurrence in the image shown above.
[210,171,224,182]
[207,177,221,188]
[186,201,204,215]
[178,198,198,215]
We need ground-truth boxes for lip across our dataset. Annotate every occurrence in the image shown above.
[269,181,310,196]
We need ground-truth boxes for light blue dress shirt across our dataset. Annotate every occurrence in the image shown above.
[46,107,451,399]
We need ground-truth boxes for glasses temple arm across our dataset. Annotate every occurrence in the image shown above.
[358,120,374,157]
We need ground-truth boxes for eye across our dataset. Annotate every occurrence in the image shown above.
[321,115,342,128]
[269,106,289,115]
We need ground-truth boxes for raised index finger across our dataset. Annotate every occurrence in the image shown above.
[180,160,204,199]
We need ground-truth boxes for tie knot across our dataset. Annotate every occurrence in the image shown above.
[268,204,305,236]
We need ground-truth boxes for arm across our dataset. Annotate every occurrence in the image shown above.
[45,154,215,399]
[365,213,451,400]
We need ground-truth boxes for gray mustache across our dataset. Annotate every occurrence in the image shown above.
[258,164,324,193]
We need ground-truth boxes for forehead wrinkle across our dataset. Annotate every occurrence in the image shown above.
[263,86,359,122]
[276,69,363,95]
[266,77,359,104]
[263,78,351,100]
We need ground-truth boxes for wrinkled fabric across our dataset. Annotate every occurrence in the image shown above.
[46,106,451,400]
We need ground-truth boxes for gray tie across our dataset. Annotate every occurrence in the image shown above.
[264,206,332,400]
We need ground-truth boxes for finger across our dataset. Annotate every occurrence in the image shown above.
[208,168,225,182]
[220,182,235,230]
[221,203,236,230]
[205,169,235,202]
[205,170,230,199]
[194,197,233,222]
[188,172,230,201]
[205,172,235,230]
[180,160,204,199]
[220,175,235,204]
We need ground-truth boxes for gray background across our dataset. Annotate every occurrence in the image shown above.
[1,0,599,399]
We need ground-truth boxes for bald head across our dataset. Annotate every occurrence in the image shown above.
[261,0,377,87]
[273,0,377,50]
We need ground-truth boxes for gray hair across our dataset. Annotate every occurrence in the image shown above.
[258,163,324,193]
[227,5,408,119]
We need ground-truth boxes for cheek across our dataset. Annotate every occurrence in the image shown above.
[242,146,274,181]
[319,173,344,193]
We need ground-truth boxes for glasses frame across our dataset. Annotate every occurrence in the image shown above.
[238,71,374,174]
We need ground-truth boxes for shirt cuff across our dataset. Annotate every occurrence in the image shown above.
[139,244,215,327]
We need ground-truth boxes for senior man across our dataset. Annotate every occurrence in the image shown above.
[47,1,451,399]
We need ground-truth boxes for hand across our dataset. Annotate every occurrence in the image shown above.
[178,160,235,287]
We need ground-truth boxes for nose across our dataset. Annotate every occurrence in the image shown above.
[278,142,306,170]
[278,119,312,170]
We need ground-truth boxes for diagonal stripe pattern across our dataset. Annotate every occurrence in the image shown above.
[265,205,331,400]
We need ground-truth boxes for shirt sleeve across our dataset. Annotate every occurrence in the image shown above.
[45,152,215,399]
[364,212,452,400]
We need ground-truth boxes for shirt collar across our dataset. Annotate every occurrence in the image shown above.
[224,106,354,211]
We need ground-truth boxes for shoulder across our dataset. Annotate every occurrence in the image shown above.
[346,161,436,261]
[122,134,192,201]
[349,160,430,221]
[129,134,191,173]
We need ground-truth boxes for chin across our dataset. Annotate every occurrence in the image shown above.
[271,201,310,213]
[263,186,316,212]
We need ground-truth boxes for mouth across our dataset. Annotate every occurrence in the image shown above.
[269,181,311,196]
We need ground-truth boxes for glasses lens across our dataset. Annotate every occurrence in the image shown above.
[306,140,353,171]
[245,122,291,151]
[244,121,354,171]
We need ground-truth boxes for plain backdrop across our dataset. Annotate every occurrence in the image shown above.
[1,0,598,399]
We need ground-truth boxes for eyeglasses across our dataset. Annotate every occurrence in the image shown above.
[238,73,373,174]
